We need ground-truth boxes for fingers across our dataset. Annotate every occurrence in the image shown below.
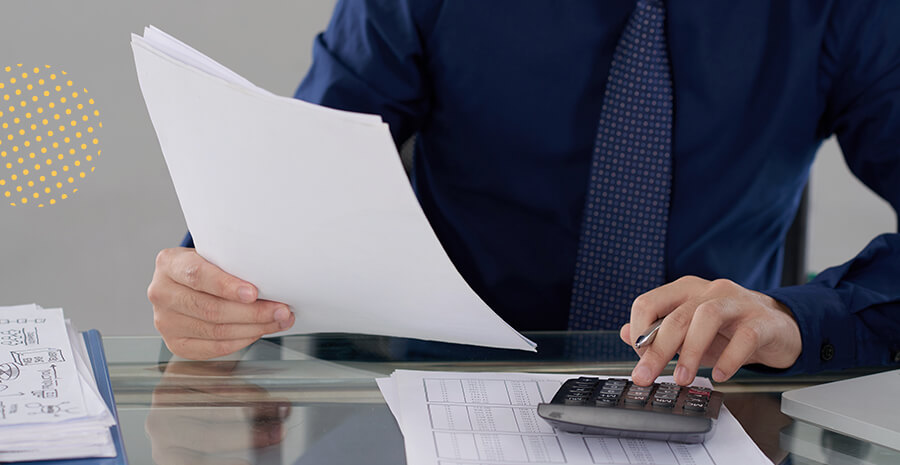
[155,309,291,341]
[629,276,708,346]
[630,299,698,386]
[155,279,291,326]
[149,247,296,360]
[624,276,798,387]
[156,247,257,303]
[672,299,731,385]
[712,325,761,382]
[619,324,631,345]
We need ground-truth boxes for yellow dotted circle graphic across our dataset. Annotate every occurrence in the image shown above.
[0,64,101,207]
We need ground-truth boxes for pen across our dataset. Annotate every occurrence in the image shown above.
[634,317,664,349]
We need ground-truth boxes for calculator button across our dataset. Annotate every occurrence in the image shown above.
[684,400,708,412]
[624,396,647,406]
[595,395,619,406]
[652,397,676,408]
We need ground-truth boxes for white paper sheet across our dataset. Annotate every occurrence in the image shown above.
[131,27,535,352]
[378,370,774,465]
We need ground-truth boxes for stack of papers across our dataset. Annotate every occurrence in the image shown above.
[131,26,535,352]
[377,370,774,465]
[0,304,117,462]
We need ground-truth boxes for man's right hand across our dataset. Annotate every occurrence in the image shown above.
[147,247,295,360]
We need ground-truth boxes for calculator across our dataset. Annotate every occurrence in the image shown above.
[537,377,724,444]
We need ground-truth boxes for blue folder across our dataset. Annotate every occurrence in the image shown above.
[36,330,128,464]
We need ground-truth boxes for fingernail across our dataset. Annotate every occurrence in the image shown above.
[672,365,685,385]
[274,306,290,322]
[238,286,254,302]
[713,368,726,382]
[633,365,651,385]
[275,308,294,329]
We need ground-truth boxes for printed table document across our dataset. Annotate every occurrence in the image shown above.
[131,26,534,352]
[378,370,773,465]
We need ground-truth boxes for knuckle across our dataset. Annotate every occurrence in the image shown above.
[255,305,272,324]
[643,346,667,364]
[146,281,162,304]
[182,262,201,288]
[631,293,654,315]
[693,301,722,322]
[197,296,221,323]
[189,317,209,340]
[177,290,196,314]
[678,347,703,364]
[736,324,761,346]
[709,278,736,293]
[675,275,696,285]
[665,309,692,330]
[154,248,173,268]
[211,323,231,340]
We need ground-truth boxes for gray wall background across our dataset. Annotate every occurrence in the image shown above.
[0,2,895,336]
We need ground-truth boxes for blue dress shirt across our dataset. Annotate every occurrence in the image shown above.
[193,0,900,373]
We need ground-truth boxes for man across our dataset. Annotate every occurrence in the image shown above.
[148,0,900,386]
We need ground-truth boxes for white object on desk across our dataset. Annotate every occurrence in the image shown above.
[782,369,900,452]
[0,304,116,462]
[131,26,535,352]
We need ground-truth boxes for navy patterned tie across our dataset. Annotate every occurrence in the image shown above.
[568,0,673,330]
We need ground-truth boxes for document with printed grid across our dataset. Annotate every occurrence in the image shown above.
[377,370,772,465]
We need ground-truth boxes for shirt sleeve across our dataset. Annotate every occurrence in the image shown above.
[293,0,443,146]
[763,1,900,374]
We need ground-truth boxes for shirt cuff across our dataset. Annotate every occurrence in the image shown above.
[761,283,851,375]
[180,231,194,248]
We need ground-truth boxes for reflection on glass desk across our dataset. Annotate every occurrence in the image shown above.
[102,332,894,465]
[780,421,900,465]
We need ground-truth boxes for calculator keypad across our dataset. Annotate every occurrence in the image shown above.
[538,377,724,444]
[550,377,719,416]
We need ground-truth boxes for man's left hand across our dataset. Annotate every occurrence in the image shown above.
[619,276,802,386]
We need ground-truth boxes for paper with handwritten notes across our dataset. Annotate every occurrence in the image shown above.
[0,304,116,462]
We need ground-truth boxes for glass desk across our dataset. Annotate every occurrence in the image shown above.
[103,332,897,465]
